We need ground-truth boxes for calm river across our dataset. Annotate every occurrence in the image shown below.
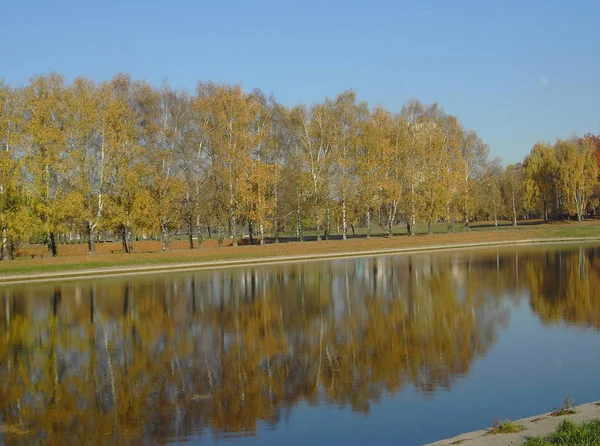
[1,243,599,445]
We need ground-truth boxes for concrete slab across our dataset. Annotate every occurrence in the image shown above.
[425,401,600,446]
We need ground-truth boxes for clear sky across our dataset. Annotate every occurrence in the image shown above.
[2,0,599,164]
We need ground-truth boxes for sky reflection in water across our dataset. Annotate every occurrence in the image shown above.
[0,243,599,445]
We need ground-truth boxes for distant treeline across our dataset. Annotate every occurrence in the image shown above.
[0,74,599,257]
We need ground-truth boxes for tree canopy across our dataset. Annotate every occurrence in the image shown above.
[0,74,598,258]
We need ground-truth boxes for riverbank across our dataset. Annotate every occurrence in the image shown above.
[425,401,600,445]
[1,231,599,285]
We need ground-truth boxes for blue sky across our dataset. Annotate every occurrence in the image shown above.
[2,0,599,164]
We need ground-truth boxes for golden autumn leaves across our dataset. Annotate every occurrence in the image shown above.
[0,246,597,442]
[0,74,598,258]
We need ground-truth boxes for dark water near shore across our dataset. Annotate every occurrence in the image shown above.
[1,243,599,445]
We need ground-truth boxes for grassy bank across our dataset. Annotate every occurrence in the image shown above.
[1,220,599,277]
[523,419,600,445]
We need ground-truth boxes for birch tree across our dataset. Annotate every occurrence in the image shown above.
[291,103,335,241]
[501,164,524,226]
[357,107,389,237]
[103,74,139,253]
[241,91,278,245]
[64,77,105,254]
[522,143,558,221]
[419,105,461,234]
[0,83,28,259]
[196,83,264,247]
[380,112,404,236]
[555,138,598,221]
[399,101,428,236]
[458,130,490,230]
[137,83,189,251]
[21,74,70,256]
[330,91,368,240]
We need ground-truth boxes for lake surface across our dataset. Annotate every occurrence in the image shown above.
[1,243,599,445]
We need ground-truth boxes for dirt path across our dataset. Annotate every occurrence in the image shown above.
[1,236,598,286]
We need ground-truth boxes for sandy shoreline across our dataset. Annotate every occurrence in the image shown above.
[1,236,598,286]
[425,401,600,445]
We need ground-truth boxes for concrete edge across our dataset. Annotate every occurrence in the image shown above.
[425,401,600,446]
[1,236,599,286]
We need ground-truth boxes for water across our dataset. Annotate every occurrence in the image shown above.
[0,243,599,445]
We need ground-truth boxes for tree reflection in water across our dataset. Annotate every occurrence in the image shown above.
[0,245,598,444]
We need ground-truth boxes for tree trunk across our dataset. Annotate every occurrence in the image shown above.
[121,225,129,253]
[296,189,303,241]
[87,220,96,255]
[387,202,397,237]
[196,215,204,248]
[248,219,254,245]
[274,187,280,243]
[217,218,224,248]
[161,218,169,252]
[366,210,371,238]
[428,220,433,235]
[9,237,15,260]
[259,222,265,245]
[316,212,321,242]
[127,226,133,253]
[410,210,416,237]
[342,197,347,240]
[274,221,280,244]
[512,192,517,226]
[1,228,6,260]
[230,213,238,247]
[325,206,330,240]
[188,218,194,249]
[49,232,58,257]
[575,192,583,222]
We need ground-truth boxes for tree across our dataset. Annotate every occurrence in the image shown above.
[195,83,267,247]
[379,112,404,237]
[329,91,368,240]
[555,138,598,221]
[21,74,71,256]
[419,105,462,234]
[64,77,105,254]
[179,92,208,249]
[357,107,388,237]
[481,160,504,227]
[136,83,190,251]
[0,81,25,259]
[291,103,335,241]
[522,143,559,221]
[239,91,278,245]
[268,101,297,242]
[102,74,140,253]
[580,134,600,217]
[399,100,428,236]
[501,164,524,226]
[458,130,490,230]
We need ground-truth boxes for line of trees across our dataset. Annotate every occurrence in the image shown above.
[1,74,599,257]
